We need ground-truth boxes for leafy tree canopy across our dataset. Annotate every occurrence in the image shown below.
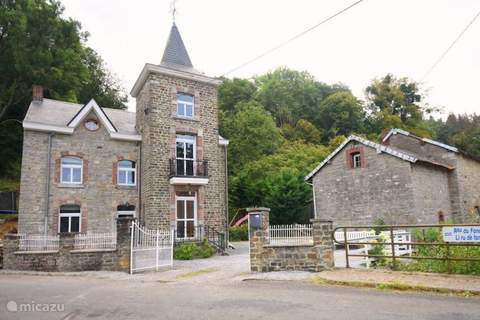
[0,0,127,178]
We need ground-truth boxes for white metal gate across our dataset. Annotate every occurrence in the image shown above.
[130,221,174,274]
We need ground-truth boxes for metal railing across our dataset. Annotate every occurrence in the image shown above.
[174,225,226,252]
[74,232,117,250]
[269,224,313,246]
[19,234,59,252]
[169,159,208,178]
[333,224,480,269]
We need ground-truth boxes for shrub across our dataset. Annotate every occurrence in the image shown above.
[229,224,248,241]
[174,240,216,260]
[399,227,480,275]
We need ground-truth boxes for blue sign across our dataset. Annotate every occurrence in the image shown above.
[442,226,480,242]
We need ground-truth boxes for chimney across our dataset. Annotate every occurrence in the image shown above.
[32,85,43,102]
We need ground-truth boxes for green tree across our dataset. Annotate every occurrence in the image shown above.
[317,91,365,141]
[255,67,348,127]
[218,78,256,114]
[0,0,127,179]
[220,101,283,175]
[281,119,322,144]
[365,74,423,123]
[229,141,329,223]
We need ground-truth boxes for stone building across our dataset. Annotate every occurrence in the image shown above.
[305,129,480,226]
[18,23,228,238]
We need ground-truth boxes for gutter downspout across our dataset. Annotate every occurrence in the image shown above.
[44,132,55,236]
[138,142,142,224]
[224,144,229,249]
[306,181,317,219]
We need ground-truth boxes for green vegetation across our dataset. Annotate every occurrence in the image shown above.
[229,224,248,241]
[3,2,480,228]
[174,240,216,260]
[0,0,127,180]
[310,276,478,296]
[0,179,20,192]
[399,228,480,275]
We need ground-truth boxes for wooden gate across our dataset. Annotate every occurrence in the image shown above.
[130,221,174,274]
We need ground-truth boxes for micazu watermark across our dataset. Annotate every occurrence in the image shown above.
[6,300,65,313]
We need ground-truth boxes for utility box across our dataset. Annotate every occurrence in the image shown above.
[249,213,262,230]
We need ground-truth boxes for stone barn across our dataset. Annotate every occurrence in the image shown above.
[305,129,480,226]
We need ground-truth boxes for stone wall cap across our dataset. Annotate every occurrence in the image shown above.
[246,207,271,213]
[14,250,59,255]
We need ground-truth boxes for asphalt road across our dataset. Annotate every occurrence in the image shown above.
[0,273,479,320]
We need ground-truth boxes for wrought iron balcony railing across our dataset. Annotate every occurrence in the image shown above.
[169,159,208,178]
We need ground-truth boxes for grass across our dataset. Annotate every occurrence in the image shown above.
[309,276,478,297]
[0,179,19,192]
[176,267,219,279]
[0,214,18,220]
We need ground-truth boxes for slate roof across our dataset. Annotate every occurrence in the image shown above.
[23,98,137,136]
[160,23,204,75]
[382,128,459,153]
[304,135,453,181]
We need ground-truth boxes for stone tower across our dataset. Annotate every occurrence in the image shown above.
[131,23,228,235]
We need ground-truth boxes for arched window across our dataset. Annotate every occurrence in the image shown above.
[117,160,136,186]
[59,204,81,233]
[61,156,83,184]
[117,203,135,217]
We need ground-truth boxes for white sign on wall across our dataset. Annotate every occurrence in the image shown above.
[442,226,480,242]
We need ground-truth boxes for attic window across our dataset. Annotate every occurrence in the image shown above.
[346,147,364,169]
[84,119,99,131]
[352,152,362,168]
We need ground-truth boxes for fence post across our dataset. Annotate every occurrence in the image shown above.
[246,207,270,272]
[156,229,159,271]
[390,226,396,270]
[116,216,136,273]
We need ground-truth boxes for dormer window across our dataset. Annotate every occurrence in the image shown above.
[177,93,194,118]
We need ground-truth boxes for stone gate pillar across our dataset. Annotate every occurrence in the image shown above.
[116,216,135,272]
[246,207,270,272]
[311,219,334,269]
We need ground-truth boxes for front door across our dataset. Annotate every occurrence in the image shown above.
[176,134,195,176]
[176,196,196,239]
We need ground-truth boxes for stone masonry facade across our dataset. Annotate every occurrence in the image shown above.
[18,112,139,235]
[310,131,480,226]
[248,208,334,272]
[17,23,228,239]
[135,72,227,232]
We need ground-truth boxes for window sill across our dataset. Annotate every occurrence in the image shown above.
[173,116,199,122]
[116,185,137,190]
[57,183,85,189]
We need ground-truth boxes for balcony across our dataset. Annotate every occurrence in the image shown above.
[169,159,209,185]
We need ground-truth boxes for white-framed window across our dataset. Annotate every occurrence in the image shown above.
[176,195,196,239]
[59,204,81,233]
[117,160,136,186]
[176,134,196,176]
[352,152,362,168]
[176,93,194,118]
[117,203,136,218]
[61,156,83,184]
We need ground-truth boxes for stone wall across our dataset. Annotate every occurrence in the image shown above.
[3,217,133,272]
[312,141,417,225]
[248,208,334,272]
[410,163,452,223]
[18,112,139,235]
[136,71,227,232]
[456,155,480,222]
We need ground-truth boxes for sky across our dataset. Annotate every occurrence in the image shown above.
[61,0,480,117]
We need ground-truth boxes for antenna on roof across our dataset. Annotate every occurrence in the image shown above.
[170,0,177,23]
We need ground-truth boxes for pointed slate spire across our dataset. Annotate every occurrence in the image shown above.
[161,23,193,69]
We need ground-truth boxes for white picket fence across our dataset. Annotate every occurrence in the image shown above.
[269,224,313,246]
[19,234,60,252]
[74,232,117,250]
[334,230,376,242]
